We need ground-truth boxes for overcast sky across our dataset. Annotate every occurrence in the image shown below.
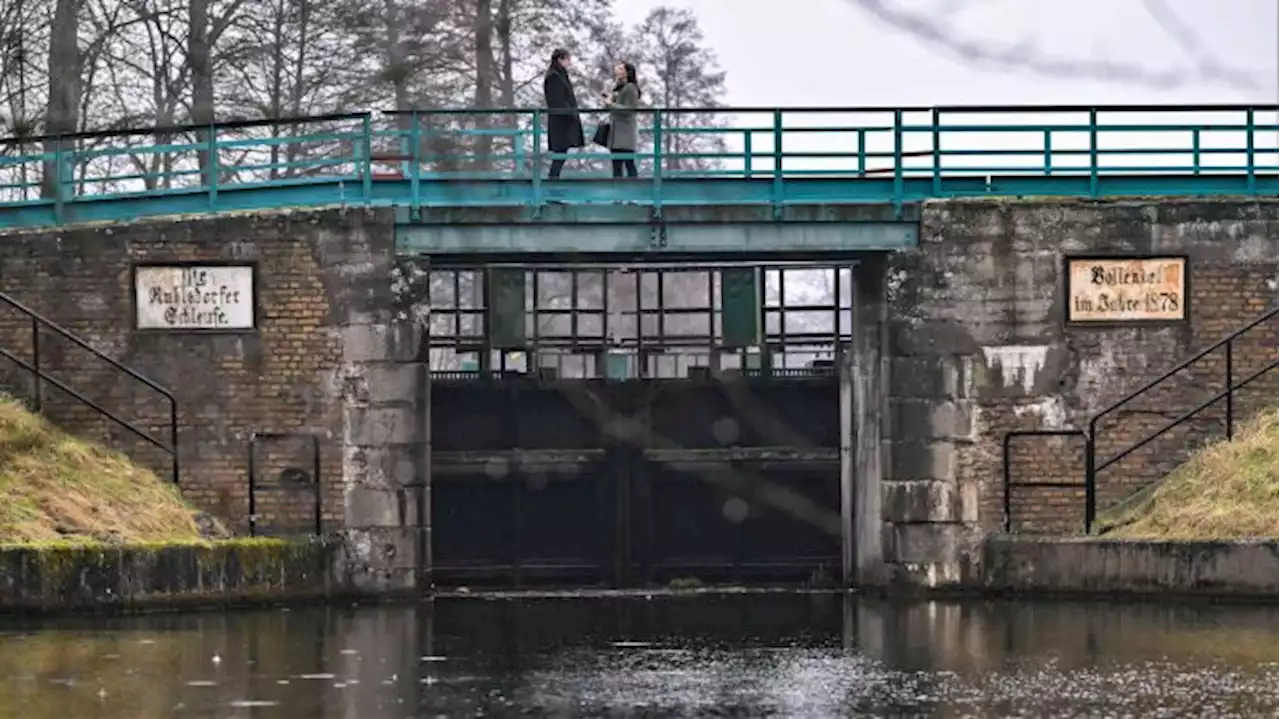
[612,0,1279,106]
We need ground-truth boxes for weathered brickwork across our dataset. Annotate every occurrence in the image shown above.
[0,198,1273,592]
[0,209,418,574]
[886,198,1278,583]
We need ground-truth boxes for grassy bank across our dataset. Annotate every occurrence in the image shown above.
[0,394,223,545]
[1098,407,1279,540]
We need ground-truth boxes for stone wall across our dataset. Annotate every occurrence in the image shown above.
[0,538,413,613]
[981,536,1278,599]
[0,209,423,591]
[1,199,1274,592]
[883,198,1278,586]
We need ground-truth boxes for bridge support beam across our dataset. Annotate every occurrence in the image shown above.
[839,346,856,585]
[847,254,889,586]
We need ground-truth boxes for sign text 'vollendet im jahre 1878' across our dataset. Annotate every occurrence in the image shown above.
[1066,256,1188,324]
[134,264,256,330]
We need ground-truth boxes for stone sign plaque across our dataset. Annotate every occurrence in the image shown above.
[134,264,256,330]
[1065,256,1188,324]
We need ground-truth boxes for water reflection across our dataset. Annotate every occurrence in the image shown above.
[0,594,1275,718]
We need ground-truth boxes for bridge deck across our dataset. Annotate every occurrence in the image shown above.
[1,104,1276,233]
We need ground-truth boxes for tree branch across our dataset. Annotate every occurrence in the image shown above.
[845,0,1265,91]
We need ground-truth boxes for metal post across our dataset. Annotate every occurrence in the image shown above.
[1225,341,1234,441]
[247,433,258,537]
[30,318,41,412]
[1088,108,1099,197]
[837,344,856,587]
[311,434,323,536]
[931,107,941,195]
[531,109,543,210]
[1042,129,1052,175]
[360,113,373,202]
[1083,439,1096,534]
[1001,435,1012,533]
[169,398,180,485]
[52,136,66,223]
[857,129,866,177]
[207,123,219,209]
[742,130,752,178]
[410,112,422,219]
[891,109,903,217]
[651,109,664,214]
[1245,107,1256,194]
[1191,128,1201,175]
[771,109,783,220]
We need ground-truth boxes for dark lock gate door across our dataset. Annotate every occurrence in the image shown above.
[429,370,842,589]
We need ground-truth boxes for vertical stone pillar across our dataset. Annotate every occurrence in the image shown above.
[321,211,425,593]
[338,318,423,592]
[851,254,889,585]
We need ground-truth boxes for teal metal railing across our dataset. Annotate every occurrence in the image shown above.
[0,105,1276,225]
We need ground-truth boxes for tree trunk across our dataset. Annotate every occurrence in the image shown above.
[472,0,495,171]
[42,0,83,199]
[496,0,517,171]
[379,0,414,174]
[287,0,311,176]
[268,0,285,178]
[380,0,410,111]
[496,0,514,108]
[188,0,215,187]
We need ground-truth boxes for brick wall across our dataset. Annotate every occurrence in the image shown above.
[0,208,404,539]
[1,198,1273,590]
[887,198,1278,566]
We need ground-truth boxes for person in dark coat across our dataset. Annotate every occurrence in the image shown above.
[601,61,640,178]
[542,48,584,179]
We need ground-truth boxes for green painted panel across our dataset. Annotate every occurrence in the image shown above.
[603,350,635,380]
[486,268,526,349]
[720,268,760,348]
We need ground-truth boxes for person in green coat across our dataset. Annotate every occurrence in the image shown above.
[601,62,641,178]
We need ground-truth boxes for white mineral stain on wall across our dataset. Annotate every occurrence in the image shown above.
[1013,395,1067,428]
[981,345,1049,394]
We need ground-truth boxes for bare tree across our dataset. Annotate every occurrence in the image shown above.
[0,0,49,139]
[40,0,83,197]
[844,0,1268,91]
[631,6,728,172]
[0,0,49,202]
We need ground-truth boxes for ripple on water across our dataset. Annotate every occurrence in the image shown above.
[0,596,1274,718]
[494,647,1277,717]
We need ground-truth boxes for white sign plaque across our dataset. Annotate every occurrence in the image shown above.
[135,265,255,330]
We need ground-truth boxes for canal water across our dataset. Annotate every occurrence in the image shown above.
[0,593,1274,718]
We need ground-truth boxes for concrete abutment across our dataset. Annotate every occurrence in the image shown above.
[0,197,1274,592]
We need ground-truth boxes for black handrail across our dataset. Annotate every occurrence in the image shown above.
[1001,429,1089,533]
[5,104,1274,145]
[0,291,179,484]
[247,431,323,537]
[1001,306,1278,534]
[1083,307,1278,530]
[1087,308,1278,440]
[0,111,372,147]
[382,103,1279,116]
[1093,361,1279,477]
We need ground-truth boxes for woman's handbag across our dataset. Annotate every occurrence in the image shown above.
[592,122,611,148]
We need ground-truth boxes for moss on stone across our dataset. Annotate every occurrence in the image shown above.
[0,537,336,612]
